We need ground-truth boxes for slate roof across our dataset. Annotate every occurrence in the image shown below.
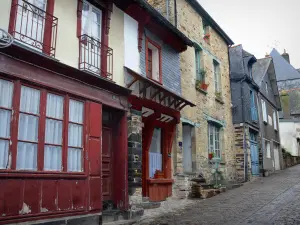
[252,57,272,86]
[297,69,300,74]
[242,49,254,58]
[270,49,300,81]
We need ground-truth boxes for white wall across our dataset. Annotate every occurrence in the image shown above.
[109,4,125,86]
[124,13,140,74]
[0,0,12,32]
[54,0,79,69]
[280,122,299,156]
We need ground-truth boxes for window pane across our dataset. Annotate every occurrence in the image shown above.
[18,113,39,142]
[17,142,37,170]
[20,86,40,114]
[0,139,9,169]
[45,119,62,145]
[68,124,83,147]
[0,109,11,138]
[46,93,63,119]
[0,79,13,108]
[69,100,84,123]
[149,128,161,154]
[44,145,62,171]
[68,148,82,172]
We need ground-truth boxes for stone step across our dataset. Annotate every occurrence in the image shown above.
[102,210,123,223]
[135,201,161,209]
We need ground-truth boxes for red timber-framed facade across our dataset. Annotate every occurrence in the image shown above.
[116,0,195,202]
[0,1,129,224]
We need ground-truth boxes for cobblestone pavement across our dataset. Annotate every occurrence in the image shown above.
[137,165,300,225]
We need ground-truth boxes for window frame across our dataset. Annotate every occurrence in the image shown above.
[8,0,56,56]
[261,99,267,123]
[266,141,271,158]
[208,123,221,159]
[273,110,278,130]
[213,60,221,93]
[195,48,204,82]
[0,77,86,176]
[145,37,162,84]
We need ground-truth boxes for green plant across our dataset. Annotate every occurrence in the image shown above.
[215,92,222,98]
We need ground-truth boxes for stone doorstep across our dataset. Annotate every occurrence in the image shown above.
[135,201,161,210]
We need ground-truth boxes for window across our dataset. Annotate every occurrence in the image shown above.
[68,100,84,172]
[213,60,221,93]
[0,79,13,169]
[146,38,162,83]
[0,78,85,172]
[17,86,40,170]
[265,82,268,94]
[261,99,267,123]
[9,0,57,56]
[273,111,278,130]
[268,115,273,126]
[44,93,64,171]
[250,90,258,121]
[79,1,103,75]
[248,63,252,78]
[208,123,221,158]
[266,141,271,158]
[195,49,204,82]
[149,128,162,178]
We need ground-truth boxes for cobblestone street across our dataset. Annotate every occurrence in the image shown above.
[138,165,300,225]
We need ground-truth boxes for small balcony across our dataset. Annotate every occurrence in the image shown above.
[251,106,258,122]
[79,34,113,80]
[10,0,58,57]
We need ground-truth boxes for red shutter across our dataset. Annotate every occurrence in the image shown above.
[88,102,102,210]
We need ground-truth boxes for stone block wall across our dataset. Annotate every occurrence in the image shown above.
[127,109,143,204]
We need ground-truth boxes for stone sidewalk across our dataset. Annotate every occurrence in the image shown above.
[133,165,300,225]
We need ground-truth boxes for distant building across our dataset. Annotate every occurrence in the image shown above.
[270,49,300,157]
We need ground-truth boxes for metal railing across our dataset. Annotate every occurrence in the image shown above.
[79,34,113,80]
[251,106,258,121]
[10,0,58,57]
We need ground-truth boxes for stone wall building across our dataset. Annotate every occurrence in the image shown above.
[147,0,236,197]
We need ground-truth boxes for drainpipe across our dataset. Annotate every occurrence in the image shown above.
[174,0,177,28]
[166,0,169,20]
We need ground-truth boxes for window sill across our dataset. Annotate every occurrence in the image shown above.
[0,170,87,179]
[215,97,224,104]
[196,87,208,95]
[147,178,174,184]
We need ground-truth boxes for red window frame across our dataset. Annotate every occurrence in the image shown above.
[145,38,162,84]
[8,0,56,56]
[0,77,86,175]
[77,0,110,76]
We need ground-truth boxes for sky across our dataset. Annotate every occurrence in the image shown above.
[197,0,300,69]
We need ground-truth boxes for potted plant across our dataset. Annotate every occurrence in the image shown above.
[215,92,222,99]
[154,170,164,179]
[200,82,209,91]
[208,152,214,160]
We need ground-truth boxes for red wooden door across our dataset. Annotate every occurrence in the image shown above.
[102,127,113,201]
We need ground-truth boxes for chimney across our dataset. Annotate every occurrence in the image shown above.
[282,49,290,63]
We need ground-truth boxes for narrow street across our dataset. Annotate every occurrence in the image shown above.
[144,165,300,225]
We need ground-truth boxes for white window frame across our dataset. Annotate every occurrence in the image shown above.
[273,111,278,130]
[213,60,221,93]
[261,99,267,123]
[208,123,221,159]
[266,141,271,158]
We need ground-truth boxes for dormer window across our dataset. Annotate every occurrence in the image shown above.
[248,63,252,78]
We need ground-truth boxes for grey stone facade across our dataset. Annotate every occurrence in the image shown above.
[140,29,182,95]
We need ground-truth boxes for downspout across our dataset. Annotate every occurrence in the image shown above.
[174,0,177,28]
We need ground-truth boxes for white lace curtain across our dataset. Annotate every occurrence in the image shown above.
[44,93,63,171]
[68,100,84,172]
[17,86,40,170]
[0,79,13,169]
[149,128,162,178]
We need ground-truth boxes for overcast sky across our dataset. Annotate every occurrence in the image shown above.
[198,0,300,69]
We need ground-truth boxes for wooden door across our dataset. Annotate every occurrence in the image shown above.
[102,127,113,201]
[250,132,259,176]
[274,145,280,170]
